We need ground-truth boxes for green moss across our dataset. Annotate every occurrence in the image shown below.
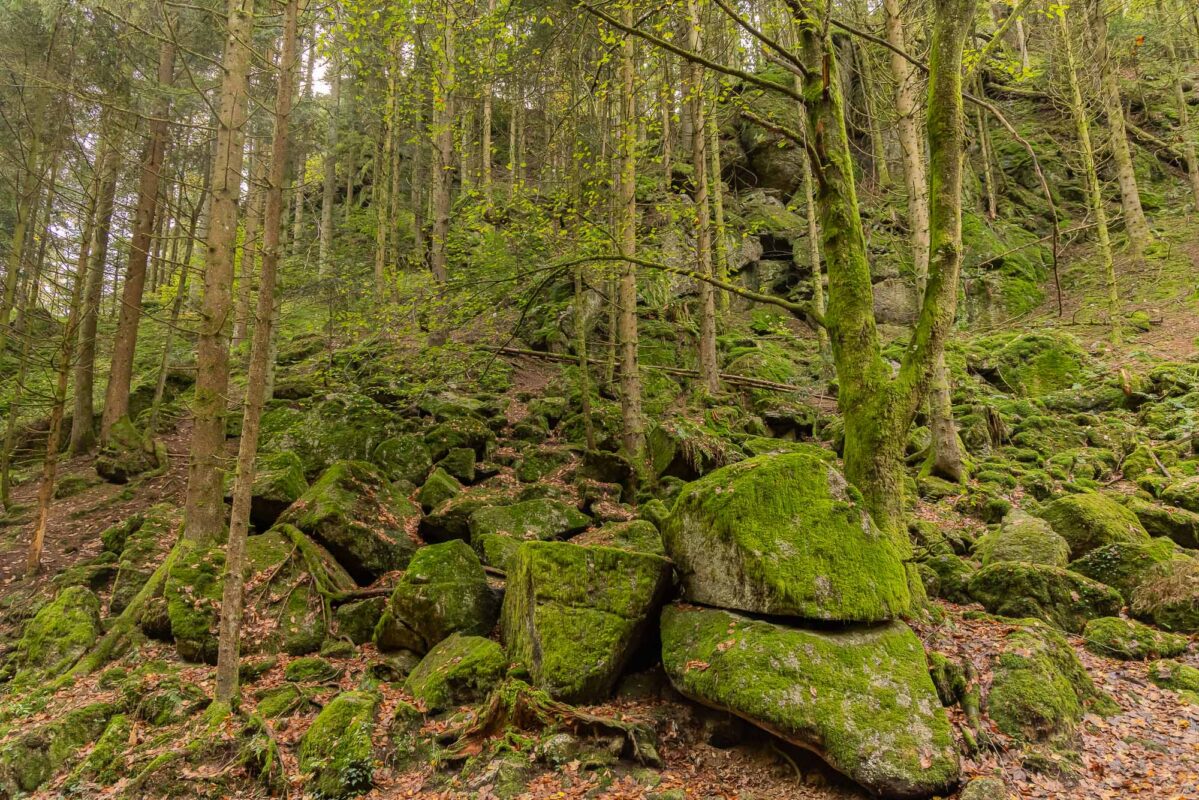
[474,533,523,572]
[256,684,308,718]
[11,585,101,685]
[1162,475,1199,513]
[1121,445,1161,482]
[468,498,591,543]
[662,453,911,621]
[424,417,495,462]
[1126,497,1199,549]
[967,562,1122,632]
[659,605,959,798]
[165,539,225,663]
[100,514,145,554]
[335,597,386,645]
[969,331,1090,397]
[921,553,977,604]
[285,656,340,682]
[372,434,433,484]
[385,540,498,653]
[974,510,1070,567]
[1147,659,1199,694]
[297,690,379,799]
[110,504,179,614]
[277,460,420,582]
[1082,617,1187,660]
[416,467,462,512]
[235,450,308,527]
[260,393,404,478]
[0,702,114,795]
[986,620,1117,741]
[1069,538,1180,599]
[438,447,477,483]
[131,675,209,725]
[1130,557,1199,632]
[420,484,519,542]
[1039,492,1150,559]
[95,416,165,484]
[68,713,131,786]
[591,520,665,555]
[500,541,671,703]
[404,634,506,713]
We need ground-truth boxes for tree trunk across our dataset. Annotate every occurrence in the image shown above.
[235,146,266,349]
[319,57,340,277]
[1059,7,1121,342]
[1089,0,1153,256]
[214,0,299,704]
[1159,0,1199,212]
[101,39,177,443]
[428,6,456,343]
[183,0,256,546]
[707,101,731,315]
[686,0,719,394]
[69,113,122,455]
[617,1,645,462]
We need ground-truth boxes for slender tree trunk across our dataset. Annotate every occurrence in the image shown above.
[235,146,266,348]
[975,81,999,219]
[707,102,731,314]
[686,0,719,394]
[1059,8,1121,342]
[214,0,299,704]
[1159,0,1199,212]
[660,57,673,188]
[798,111,831,370]
[428,5,456,343]
[319,57,340,276]
[373,81,391,293]
[183,0,256,546]
[0,159,39,353]
[70,115,121,455]
[101,39,177,443]
[1089,0,1152,256]
[617,1,645,462]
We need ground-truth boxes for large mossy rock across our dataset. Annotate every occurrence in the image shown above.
[662,453,911,621]
[0,702,115,796]
[229,450,308,529]
[1126,497,1199,549]
[372,434,433,484]
[967,562,1122,633]
[986,620,1117,741]
[974,510,1069,567]
[660,605,959,799]
[165,540,225,663]
[95,416,166,484]
[404,634,506,713]
[424,417,496,461]
[10,586,101,685]
[500,541,671,703]
[468,498,591,543]
[1039,492,1150,559]
[259,394,404,478]
[1148,659,1199,701]
[1082,616,1187,660]
[381,540,498,653]
[970,331,1090,397]
[1161,475,1199,513]
[1068,538,1180,599]
[297,690,379,799]
[420,484,519,542]
[277,460,420,583]
[1130,558,1199,632]
[109,504,179,614]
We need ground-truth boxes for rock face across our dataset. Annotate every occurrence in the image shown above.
[297,690,379,799]
[278,460,420,583]
[660,605,959,799]
[234,450,308,529]
[1039,493,1150,559]
[1161,475,1199,513]
[500,541,671,703]
[11,586,101,685]
[469,498,591,543]
[661,454,911,622]
[974,510,1069,567]
[382,540,498,653]
[967,562,1122,633]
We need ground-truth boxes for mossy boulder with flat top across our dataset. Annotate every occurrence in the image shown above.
[662,453,911,621]
[109,504,179,614]
[297,690,379,799]
[259,393,404,478]
[967,562,1122,632]
[227,450,308,529]
[1162,475,1199,513]
[382,540,498,653]
[1148,659,1199,701]
[424,417,495,462]
[1039,492,1150,559]
[986,619,1117,741]
[469,498,591,543]
[971,331,1090,397]
[975,510,1070,567]
[404,634,506,713]
[416,467,461,512]
[500,540,671,703]
[419,484,520,542]
[1069,537,1181,599]
[1126,496,1199,549]
[277,460,420,583]
[659,604,959,799]
[372,434,433,485]
[10,586,101,685]
[95,416,167,484]
[1082,616,1187,660]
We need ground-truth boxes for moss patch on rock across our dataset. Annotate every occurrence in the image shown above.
[384,540,498,653]
[469,498,591,543]
[662,453,911,622]
[297,690,379,799]
[10,585,101,685]
[1039,492,1150,559]
[975,510,1070,567]
[967,562,1122,632]
[659,604,959,799]
[404,634,506,713]
[1069,538,1181,599]
[0,702,115,796]
[1082,617,1187,660]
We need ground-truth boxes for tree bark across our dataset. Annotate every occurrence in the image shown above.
[101,38,177,443]
[686,0,719,394]
[617,1,645,463]
[235,145,266,349]
[214,0,299,704]
[318,56,340,277]
[183,0,256,546]
[428,6,456,343]
[1159,0,1199,212]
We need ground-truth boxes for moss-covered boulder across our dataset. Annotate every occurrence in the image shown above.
[109,504,179,614]
[1148,659,1199,701]
[468,497,591,544]
[1162,475,1199,513]
[424,417,495,461]
[382,540,498,653]
[660,605,959,799]
[10,585,101,684]
[165,540,225,663]
[1039,492,1150,559]
[1131,558,1199,632]
[974,510,1070,567]
[278,460,421,583]
[438,447,477,484]
[500,541,671,703]
[260,393,404,478]
[404,634,506,713]
[662,453,911,621]
[335,597,386,645]
[95,416,166,484]
[1126,496,1199,549]
[228,450,308,529]
[419,484,519,542]
[589,519,665,555]
[0,702,115,796]
[68,713,131,786]
[297,690,379,799]
[920,553,976,603]
[970,331,1090,397]
[1082,616,1187,660]
[967,562,1122,632]
[986,620,1117,741]
[372,434,433,484]
[1069,537,1181,599]
[960,777,1008,800]
[416,467,461,512]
